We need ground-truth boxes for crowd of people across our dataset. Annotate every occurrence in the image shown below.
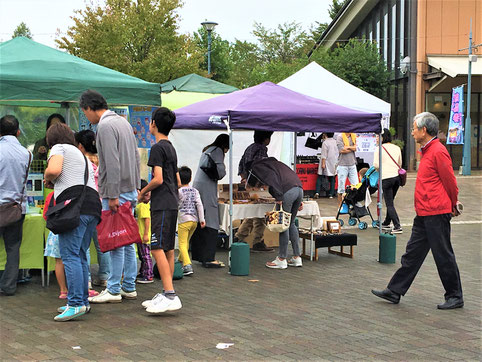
[0,100,465,321]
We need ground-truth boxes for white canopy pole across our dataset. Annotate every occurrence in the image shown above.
[378,132,383,234]
[223,116,233,271]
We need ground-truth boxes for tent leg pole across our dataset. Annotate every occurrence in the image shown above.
[378,132,383,236]
[228,118,233,272]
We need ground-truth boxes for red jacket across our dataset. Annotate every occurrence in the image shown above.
[414,139,458,216]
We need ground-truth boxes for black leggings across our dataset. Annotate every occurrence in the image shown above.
[382,176,401,228]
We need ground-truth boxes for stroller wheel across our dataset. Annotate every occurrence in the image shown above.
[372,220,380,228]
[358,221,368,230]
[348,218,357,226]
[338,219,344,227]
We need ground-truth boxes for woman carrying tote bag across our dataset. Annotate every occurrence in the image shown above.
[373,128,403,234]
[190,134,229,268]
[44,123,101,322]
[247,157,304,270]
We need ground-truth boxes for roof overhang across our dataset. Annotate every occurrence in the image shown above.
[427,55,482,78]
[314,0,377,51]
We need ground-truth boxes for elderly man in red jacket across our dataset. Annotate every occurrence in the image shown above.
[372,112,463,310]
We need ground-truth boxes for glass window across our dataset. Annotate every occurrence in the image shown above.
[384,13,388,62]
[400,0,405,58]
[392,3,396,68]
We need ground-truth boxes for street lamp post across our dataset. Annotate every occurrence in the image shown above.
[201,21,218,75]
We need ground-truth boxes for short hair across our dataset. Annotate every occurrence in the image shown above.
[75,130,97,154]
[79,90,108,111]
[253,131,273,144]
[381,128,392,144]
[152,107,176,136]
[414,112,439,137]
[0,115,19,136]
[46,123,76,148]
[139,179,148,190]
[325,132,334,138]
[46,113,66,131]
[179,166,192,185]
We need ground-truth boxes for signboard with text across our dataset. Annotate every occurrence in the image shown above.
[447,85,464,145]
[296,164,318,191]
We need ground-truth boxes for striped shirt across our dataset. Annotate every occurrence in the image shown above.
[49,144,96,198]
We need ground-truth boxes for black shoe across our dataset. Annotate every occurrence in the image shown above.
[437,297,464,310]
[371,288,400,304]
[252,241,274,252]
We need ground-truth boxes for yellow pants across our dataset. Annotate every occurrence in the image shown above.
[178,221,197,266]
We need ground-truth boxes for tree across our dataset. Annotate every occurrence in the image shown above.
[12,22,32,39]
[328,0,347,20]
[56,0,204,83]
[311,39,390,99]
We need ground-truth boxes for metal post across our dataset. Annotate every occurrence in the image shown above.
[378,132,383,235]
[462,19,473,175]
[207,30,212,75]
[227,116,233,271]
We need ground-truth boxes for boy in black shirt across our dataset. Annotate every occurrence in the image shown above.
[137,107,181,314]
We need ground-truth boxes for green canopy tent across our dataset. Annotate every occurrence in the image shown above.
[160,73,238,110]
[0,37,161,107]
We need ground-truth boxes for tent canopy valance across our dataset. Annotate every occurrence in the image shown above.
[174,81,382,133]
[0,37,161,107]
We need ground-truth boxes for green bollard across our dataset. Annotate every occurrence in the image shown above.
[379,233,396,263]
[230,242,250,276]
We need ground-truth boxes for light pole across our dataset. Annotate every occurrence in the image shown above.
[201,21,218,75]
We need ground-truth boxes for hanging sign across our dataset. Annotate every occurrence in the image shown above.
[447,85,464,145]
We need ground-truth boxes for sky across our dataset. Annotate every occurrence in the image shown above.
[0,0,332,48]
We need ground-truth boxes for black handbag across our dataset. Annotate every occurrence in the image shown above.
[200,147,220,181]
[0,152,31,228]
[46,156,88,234]
[304,133,323,150]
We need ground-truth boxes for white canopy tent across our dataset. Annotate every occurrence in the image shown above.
[279,61,391,165]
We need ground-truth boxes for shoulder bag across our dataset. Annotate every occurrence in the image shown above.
[265,204,291,233]
[0,152,31,228]
[46,155,89,234]
[382,145,407,186]
[200,147,221,181]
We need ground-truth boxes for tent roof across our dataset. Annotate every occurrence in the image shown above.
[161,90,221,110]
[174,81,382,133]
[161,73,238,94]
[279,62,391,116]
[0,37,161,107]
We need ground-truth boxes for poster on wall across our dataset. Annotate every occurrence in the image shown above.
[78,107,128,133]
[447,85,464,145]
[128,106,157,148]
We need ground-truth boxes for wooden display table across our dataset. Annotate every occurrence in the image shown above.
[299,232,357,260]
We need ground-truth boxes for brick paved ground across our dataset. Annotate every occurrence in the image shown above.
[1,173,481,361]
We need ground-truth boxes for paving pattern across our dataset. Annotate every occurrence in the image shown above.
[1,173,481,361]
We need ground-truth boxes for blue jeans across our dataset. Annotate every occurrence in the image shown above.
[102,191,137,294]
[86,230,111,282]
[337,165,358,194]
[58,214,98,307]
[279,187,304,259]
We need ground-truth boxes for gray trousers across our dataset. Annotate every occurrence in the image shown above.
[279,187,304,259]
[0,215,25,295]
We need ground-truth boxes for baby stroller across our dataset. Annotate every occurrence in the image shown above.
[336,166,379,230]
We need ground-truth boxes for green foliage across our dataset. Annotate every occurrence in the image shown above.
[56,0,204,83]
[328,0,347,20]
[311,39,390,99]
[12,22,32,39]
[389,127,405,150]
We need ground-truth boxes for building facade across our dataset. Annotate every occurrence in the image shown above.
[313,0,481,170]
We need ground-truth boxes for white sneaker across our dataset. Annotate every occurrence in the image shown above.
[88,289,122,303]
[266,257,288,269]
[146,295,182,314]
[120,289,137,300]
[141,293,163,309]
[287,257,303,267]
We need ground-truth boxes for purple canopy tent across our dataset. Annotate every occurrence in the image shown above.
[173,82,384,262]
[174,81,382,133]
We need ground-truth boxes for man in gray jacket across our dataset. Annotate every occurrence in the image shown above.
[80,90,141,304]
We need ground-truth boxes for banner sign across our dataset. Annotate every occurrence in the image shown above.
[447,85,464,145]
[128,106,157,148]
[356,133,377,153]
[296,164,318,191]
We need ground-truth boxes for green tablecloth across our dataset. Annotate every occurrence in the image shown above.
[0,214,45,270]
